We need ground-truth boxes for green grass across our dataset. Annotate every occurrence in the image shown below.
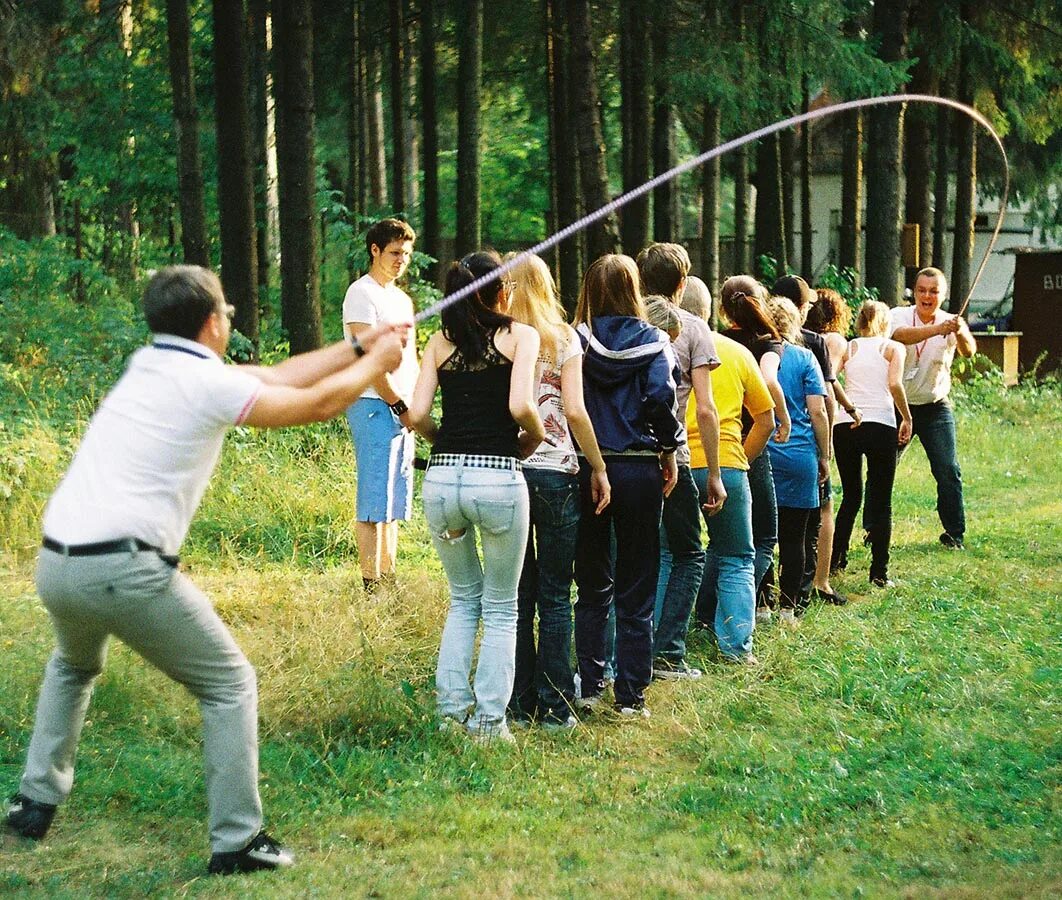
[1,382,1060,898]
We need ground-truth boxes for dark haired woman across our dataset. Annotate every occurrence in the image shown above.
[572,254,683,718]
[696,276,788,627]
[409,251,545,743]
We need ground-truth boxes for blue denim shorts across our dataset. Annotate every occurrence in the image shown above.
[346,397,414,523]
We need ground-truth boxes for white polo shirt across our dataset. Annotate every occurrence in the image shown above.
[342,273,418,400]
[888,305,957,405]
[42,335,262,555]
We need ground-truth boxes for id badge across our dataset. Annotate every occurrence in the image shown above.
[904,368,918,382]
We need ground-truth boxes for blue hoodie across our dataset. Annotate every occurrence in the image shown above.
[576,316,683,455]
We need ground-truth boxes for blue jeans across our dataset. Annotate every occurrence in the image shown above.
[904,400,966,539]
[511,468,581,723]
[575,457,662,708]
[693,468,756,658]
[422,460,530,729]
[653,465,705,664]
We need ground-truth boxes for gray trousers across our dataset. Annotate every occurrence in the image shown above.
[21,548,262,852]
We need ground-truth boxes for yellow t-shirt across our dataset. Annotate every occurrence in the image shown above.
[688,334,774,471]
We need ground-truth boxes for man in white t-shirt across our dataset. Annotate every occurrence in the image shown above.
[342,218,420,592]
[5,266,406,876]
[888,266,976,549]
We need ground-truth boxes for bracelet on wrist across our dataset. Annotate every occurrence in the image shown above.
[350,335,366,358]
[388,398,408,416]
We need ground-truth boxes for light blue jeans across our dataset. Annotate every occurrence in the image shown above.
[422,459,529,730]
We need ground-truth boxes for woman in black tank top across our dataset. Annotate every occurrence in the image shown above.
[409,251,544,743]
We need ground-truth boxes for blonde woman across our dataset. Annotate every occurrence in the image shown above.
[831,301,912,587]
[765,297,830,626]
[504,254,610,729]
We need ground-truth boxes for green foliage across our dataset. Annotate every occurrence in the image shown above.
[816,263,880,317]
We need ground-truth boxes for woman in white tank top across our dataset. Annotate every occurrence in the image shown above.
[831,301,912,587]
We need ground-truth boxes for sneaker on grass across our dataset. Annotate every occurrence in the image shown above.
[653,658,703,681]
[541,714,579,733]
[721,652,759,667]
[208,831,294,876]
[467,719,516,745]
[615,704,651,719]
[755,606,772,624]
[5,793,56,840]
[779,608,799,628]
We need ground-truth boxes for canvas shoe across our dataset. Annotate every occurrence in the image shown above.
[779,608,799,628]
[5,793,57,840]
[541,714,579,733]
[755,606,772,624]
[467,719,516,745]
[870,575,896,589]
[653,658,703,681]
[615,704,650,719]
[722,652,759,667]
[208,831,294,875]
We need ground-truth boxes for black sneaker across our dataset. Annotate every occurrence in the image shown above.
[5,793,57,840]
[940,532,965,550]
[208,831,295,875]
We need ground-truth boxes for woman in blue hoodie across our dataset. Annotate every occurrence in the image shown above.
[572,254,683,717]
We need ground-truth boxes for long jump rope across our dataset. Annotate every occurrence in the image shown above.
[413,94,1009,324]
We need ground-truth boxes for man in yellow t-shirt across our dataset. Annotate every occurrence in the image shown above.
[688,333,775,664]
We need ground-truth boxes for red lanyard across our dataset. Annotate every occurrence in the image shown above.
[913,308,931,363]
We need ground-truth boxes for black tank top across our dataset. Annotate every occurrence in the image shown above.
[433,332,520,458]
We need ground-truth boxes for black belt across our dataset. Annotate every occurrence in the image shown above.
[42,537,179,568]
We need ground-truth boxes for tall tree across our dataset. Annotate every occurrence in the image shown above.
[455,0,482,257]
[799,77,813,278]
[366,40,387,208]
[567,0,619,262]
[839,108,863,275]
[949,1,976,311]
[345,0,364,218]
[388,2,406,214]
[700,98,721,294]
[904,0,936,271]
[931,92,951,267]
[733,147,750,272]
[753,134,786,275]
[248,0,273,293]
[619,0,650,255]
[650,9,673,241]
[420,0,439,269]
[780,126,796,271]
[274,0,322,352]
[548,0,582,311]
[164,0,208,266]
[212,0,259,345]
[402,0,419,213]
[864,0,910,305]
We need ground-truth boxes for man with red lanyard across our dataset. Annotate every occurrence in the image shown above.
[888,267,976,549]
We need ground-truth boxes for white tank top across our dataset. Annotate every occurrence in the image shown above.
[836,337,896,428]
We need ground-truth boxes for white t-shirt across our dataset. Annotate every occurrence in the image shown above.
[671,307,720,467]
[888,305,957,405]
[525,324,582,475]
[342,273,418,400]
[43,335,262,555]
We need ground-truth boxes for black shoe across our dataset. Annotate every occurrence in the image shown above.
[939,532,965,550]
[5,793,57,840]
[208,831,295,875]
[870,574,896,588]
[811,587,848,606]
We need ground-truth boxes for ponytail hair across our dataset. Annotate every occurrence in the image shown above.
[720,275,781,342]
[441,250,512,365]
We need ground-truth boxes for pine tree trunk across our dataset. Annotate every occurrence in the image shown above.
[549,0,582,311]
[248,0,271,294]
[733,147,750,272]
[800,78,813,278]
[839,108,862,275]
[753,135,785,278]
[346,0,362,218]
[932,92,950,267]
[403,0,419,212]
[864,0,910,306]
[950,10,976,313]
[700,100,721,295]
[904,0,934,269]
[619,0,650,255]
[274,0,323,353]
[164,0,208,266]
[455,0,482,257]
[388,3,406,215]
[780,126,795,272]
[212,0,260,347]
[420,0,439,271]
[367,42,387,208]
[567,0,619,262]
[651,10,673,241]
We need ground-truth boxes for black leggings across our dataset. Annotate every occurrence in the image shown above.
[776,506,817,609]
[832,421,898,580]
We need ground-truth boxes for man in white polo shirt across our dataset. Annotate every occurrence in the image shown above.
[5,266,406,876]
[888,266,976,549]
[342,218,420,593]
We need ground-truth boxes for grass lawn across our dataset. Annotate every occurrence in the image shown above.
[1,383,1059,898]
